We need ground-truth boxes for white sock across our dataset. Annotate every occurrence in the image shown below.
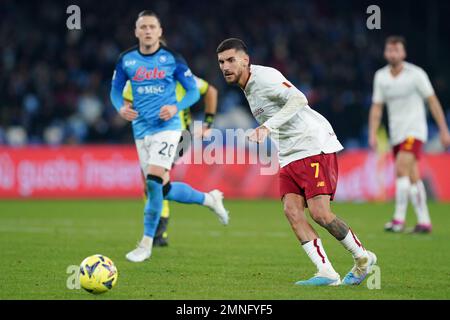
[410,180,431,225]
[393,176,411,222]
[340,230,366,259]
[203,192,215,208]
[140,235,153,249]
[302,238,337,275]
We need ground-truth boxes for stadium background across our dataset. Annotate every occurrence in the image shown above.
[1,0,450,201]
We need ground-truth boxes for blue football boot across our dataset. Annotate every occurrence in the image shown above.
[342,251,377,285]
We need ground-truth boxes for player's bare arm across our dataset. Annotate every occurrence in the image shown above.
[368,102,384,149]
[204,84,218,115]
[200,84,218,137]
[427,95,450,148]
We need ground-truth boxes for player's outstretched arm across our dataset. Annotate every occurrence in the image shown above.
[427,95,450,148]
[368,103,384,149]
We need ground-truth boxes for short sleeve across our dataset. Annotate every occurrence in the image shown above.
[372,71,384,104]
[415,68,435,99]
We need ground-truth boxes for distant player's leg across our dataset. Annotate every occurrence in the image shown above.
[162,179,229,225]
[385,150,415,232]
[408,161,432,233]
[307,195,376,285]
[152,171,171,247]
[282,194,341,286]
[154,197,170,246]
[126,165,165,262]
[141,170,170,247]
[126,131,180,262]
[152,131,191,247]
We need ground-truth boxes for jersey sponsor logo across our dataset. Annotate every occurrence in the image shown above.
[124,60,136,67]
[136,85,165,95]
[253,107,264,117]
[132,66,166,81]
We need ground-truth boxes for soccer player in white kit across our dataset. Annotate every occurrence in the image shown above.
[217,38,377,286]
[369,36,450,233]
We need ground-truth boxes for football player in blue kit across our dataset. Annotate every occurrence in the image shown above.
[110,11,229,262]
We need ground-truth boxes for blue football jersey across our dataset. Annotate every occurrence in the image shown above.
[110,45,200,139]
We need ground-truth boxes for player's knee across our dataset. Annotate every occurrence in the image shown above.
[309,207,334,227]
[396,166,409,178]
[283,203,304,224]
[395,155,413,177]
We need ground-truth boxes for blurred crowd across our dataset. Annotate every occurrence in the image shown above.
[1,0,449,149]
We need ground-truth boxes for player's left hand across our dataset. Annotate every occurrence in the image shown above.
[440,130,450,148]
[159,105,178,121]
[248,125,270,143]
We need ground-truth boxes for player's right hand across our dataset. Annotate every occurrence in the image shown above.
[119,101,138,122]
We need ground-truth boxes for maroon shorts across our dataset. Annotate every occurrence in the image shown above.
[393,137,423,160]
[279,153,338,201]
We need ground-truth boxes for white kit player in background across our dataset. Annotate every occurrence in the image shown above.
[369,36,450,233]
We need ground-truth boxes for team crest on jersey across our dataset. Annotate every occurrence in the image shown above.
[159,55,167,63]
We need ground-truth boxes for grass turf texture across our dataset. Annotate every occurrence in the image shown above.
[0,200,449,300]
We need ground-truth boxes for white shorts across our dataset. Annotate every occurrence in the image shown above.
[135,130,182,172]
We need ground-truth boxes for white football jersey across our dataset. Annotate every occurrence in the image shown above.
[243,64,343,168]
[372,62,434,146]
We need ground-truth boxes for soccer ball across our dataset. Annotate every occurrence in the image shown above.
[79,254,118,294]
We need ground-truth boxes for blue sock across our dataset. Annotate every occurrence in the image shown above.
[143,176,164,237]
[165,182,205,205]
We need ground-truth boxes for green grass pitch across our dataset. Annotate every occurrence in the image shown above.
[0,199,449,300]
